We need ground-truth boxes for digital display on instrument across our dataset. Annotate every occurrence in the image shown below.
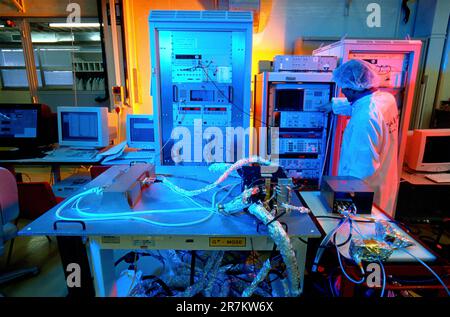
[0,108,37,138]
[275,89,304,111]
[190,90,215,102]
[175,54,202,60]
[423,136,450,163]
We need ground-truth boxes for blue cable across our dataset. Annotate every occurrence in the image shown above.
[378,260,386,297]
[351,218,370,240]
[335,241,365,284]
[400,248,450,296]
[328,273,336,297]
[312,218,347,272]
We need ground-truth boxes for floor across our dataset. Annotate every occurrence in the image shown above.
[0,219,67,297]
[0,166,91,297]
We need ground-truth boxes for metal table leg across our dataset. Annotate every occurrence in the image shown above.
[57,236,95,297]
[292,237,308,294]
[88,239,115,297]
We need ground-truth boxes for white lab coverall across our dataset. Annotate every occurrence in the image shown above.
[332,91,399,214]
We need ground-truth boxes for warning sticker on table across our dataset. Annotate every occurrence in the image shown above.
[101,236,120,244]
[209,237,246,247]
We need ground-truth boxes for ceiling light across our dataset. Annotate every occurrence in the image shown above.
[49,23,100,28]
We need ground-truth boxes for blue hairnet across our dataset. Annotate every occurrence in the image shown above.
[332,59,380,91]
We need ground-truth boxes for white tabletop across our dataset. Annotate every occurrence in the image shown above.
[301,191,437,263]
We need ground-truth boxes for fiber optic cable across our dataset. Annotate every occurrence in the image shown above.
[55,184,221,227]
[161,156,277,197]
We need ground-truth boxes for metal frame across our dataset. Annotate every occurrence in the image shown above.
[11,0,25,13]
[88,234,309,297]
[252,71,336,185]
[149,11,253,166]
[18,165,321,297]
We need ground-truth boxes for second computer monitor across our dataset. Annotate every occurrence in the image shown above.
[57,106,109,148]
[126,114,156,150]
[0,105,38,138]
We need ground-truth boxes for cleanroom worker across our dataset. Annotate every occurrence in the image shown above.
[322,59,399,214]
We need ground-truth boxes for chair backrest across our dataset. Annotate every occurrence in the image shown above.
[17,182,58,220]
[0,167,20,225]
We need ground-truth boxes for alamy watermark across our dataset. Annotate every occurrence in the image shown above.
[366,262,382,288]
[66,3,81,24]
[366,3,381,28]
[66,263,81,288]
[170,120,279,166]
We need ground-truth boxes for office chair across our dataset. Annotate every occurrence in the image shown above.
[16,181,64,252]
[0,167,39,286]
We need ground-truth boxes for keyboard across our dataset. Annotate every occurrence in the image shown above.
[45,148,99,161]
[424,173,450,183]
[120,150,155,160]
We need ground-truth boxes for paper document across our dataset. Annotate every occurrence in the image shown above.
[97,141,127,163]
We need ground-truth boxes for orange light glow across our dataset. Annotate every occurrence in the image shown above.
[123,0,292,115]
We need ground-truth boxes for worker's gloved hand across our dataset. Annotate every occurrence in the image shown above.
[330,97,352,116]
[317,102,333,113]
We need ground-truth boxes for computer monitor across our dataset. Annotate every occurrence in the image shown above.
[0,103,41,147]
[405,129,450,172]
[57,106,109,148]
[126,114,156,150]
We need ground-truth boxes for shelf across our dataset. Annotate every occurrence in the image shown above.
[74,71,105,73]
[72,61,104,72]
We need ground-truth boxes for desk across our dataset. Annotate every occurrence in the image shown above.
[0,148,154,180]
[0,156,103,182]
[300,191,436,262]
[301,191,450,296]
[396,170,450,223]
[101,158,154,166]
[19,165,321,297]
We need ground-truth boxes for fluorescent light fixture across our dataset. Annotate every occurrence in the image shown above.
[31,33,57,43]
[39,48,79,51]
[0,49,23,52]
[49,22,100,28]
[31,32,74,43]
